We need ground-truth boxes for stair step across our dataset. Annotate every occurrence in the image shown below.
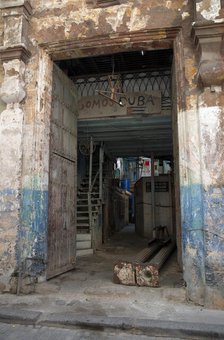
[77,217,89,220]
[77,199,100,203]
[80,182,99,186]
[78,195,98,198]
[77,223,90,227]
[78,191,99,194]
[77,240,91,249]
[81,178,99,182]
[78,203,99,206]
[76,248,94,257]
[77,228,90,232]
[77,233,91,241]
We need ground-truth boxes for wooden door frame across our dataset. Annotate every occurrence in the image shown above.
[42,27,184,273]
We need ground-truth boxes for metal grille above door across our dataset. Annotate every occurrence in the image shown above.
[73,70,171,112]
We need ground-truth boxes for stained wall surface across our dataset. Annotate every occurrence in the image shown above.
[0,0,223,307]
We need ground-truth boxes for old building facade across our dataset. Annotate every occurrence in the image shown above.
[0,0,223,308]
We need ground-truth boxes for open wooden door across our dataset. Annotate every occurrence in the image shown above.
[47,64,77,279]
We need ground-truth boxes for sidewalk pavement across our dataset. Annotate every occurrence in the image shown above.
[0,300,224,339]
[0,240,223,339]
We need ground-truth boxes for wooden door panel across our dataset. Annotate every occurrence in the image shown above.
[47,65,77,279]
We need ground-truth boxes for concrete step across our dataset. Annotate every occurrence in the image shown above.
[77,200,100,206]
[76,248,94,257]
[77,204,101,209]
[82,179,99,183]
[76,233,91,241]
[76,240,91,250]
[79,182,99,187]
[77,223,90,227]
[77,229,90,234]
[77,216,89,221]
[78,191,99,195]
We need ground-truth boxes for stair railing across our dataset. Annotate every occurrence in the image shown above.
[90,169,99,193]
[88,141,104,240]
[88,137,93,232]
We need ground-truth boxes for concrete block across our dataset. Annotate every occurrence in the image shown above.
[76,240,91,249]
[76,249,93,257]
[136,263,159,287]
[113,262,136,286]
[76,233,91,241]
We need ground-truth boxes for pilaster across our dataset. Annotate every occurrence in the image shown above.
[192,21,224,87]
[0,0,32,292]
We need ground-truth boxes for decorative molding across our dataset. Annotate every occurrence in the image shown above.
[40,27,181,60]
[0,45,31,64]
[192,22,224,87]
[1,1,32,19]
[86,0,120,8]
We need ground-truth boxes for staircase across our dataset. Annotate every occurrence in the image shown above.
[76,154,103,256]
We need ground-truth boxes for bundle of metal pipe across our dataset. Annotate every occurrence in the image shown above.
[133,242,162,263]
[113,241,176,287]
[113,241,162,285]
[149,242,175,270]
[136,242,176,287]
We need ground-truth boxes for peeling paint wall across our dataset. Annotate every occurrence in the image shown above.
[196,0,222,21]
[0,58,26,291]
[171,0,224,308]
[29,0,188,45]
[18,50,53,283]
[0,0,224,308]
[199,90,224,308]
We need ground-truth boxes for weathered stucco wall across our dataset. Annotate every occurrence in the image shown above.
[29,0,192,60]
[174,0,224,307]
[30,0,185,41]
[17,49,53,290]
[0,1,53,292]
[199,90,224,307]
[0,58,25,290]
[0,0,223,307]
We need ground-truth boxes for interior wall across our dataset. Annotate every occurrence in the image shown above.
[171,54,182,269]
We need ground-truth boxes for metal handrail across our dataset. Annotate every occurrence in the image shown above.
[90,169,99,193]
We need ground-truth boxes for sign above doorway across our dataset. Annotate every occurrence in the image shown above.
[78,91,161,119]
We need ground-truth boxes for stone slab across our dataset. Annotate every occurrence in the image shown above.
[38,312,224,339]
[136,263,159,287]
[76,248,94,256]
[113,261,136,286]
[0,307,41,324]
[0,306,224,338]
